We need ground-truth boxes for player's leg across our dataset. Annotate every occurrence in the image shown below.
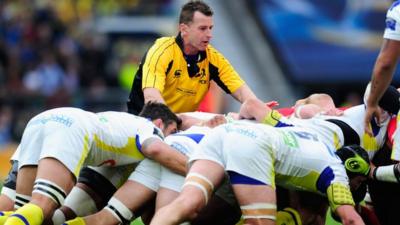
[231,182,276,225]
[222,126,278,225]
[0,161,21,225]
[150,159,225,225]
[52,165,132,224]
[276,190,327,225]
[0,160,19,211]
[0,121,41,225]
[65,159,161,225]
[68,180,156,225]
[155,164,184,210]
[5,110,89,225]
[5,158,75,225]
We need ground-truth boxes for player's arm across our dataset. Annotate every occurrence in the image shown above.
[370,163,400,183]
[178,113,227,130]
[141,138,187,176]
[365,39,400,134]
[335,205,365,225]
[238,98,271,121]
[326,182,365,225]
[239,98,293,127]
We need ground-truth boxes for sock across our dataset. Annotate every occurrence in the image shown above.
[52,209,67,225]
[63,217,86,225]
[276,207,302,225]
[4,203,43,225]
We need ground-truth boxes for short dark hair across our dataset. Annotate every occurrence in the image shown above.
[139,102,182,128]
[179,0,213,24]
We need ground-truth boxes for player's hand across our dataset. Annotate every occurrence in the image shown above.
[368,163,376,180]
[364,104,382,136]
[226,112,239,120]
[203,115,227,128]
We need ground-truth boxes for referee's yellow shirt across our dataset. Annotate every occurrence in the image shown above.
[127,35,245,114]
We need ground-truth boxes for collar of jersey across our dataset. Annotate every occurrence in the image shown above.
[175,33,207,63]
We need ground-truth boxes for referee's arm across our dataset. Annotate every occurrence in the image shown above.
[143,87,166,105]
[231,83,258,103]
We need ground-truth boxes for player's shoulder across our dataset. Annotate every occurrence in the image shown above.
[205,44,225,61]
[387,1,400,16]
[151,36,177,50]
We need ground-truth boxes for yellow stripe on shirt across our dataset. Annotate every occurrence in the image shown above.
[93,134,145,160]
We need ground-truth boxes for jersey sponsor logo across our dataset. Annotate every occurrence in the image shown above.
[293,131,318,142]
[170,142,190,156]
[344,155,369,175]
[224,125,257,138]
[197,69,207,85]
[386,17,396,31]
[31,114,74,127]
[282,131,299,148]
[176,87,196,96]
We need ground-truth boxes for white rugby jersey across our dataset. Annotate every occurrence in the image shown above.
[317,105,388,160]
[384,1,400,41]
[272,105,388,160]
[86,111,164,166]
[165,125,211,157]
[273,125,348,194]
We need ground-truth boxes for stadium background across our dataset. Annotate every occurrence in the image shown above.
[0,0,396,224]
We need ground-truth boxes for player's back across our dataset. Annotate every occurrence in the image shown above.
[317,104,388,159]
[272,125,348,194]
[165,125,211,157]
[86,111,163,166]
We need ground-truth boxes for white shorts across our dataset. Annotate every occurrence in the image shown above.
[88,165,136,189]
[159,166,185,192]
[190,122,278,187]
[17,108,96,178]
[128,159,161,192]
[128,158,187,193]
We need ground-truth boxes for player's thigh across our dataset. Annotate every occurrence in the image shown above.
[233,184,276,225]
[233,184,276,205]
[180,160,225,207]
[155,187,180,210]
[113,180,156,212]
[159,165,185,193]
[128,159,161,192]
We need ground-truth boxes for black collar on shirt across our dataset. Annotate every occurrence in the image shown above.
[176,33,207,77]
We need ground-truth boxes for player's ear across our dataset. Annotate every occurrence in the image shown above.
[152,118,163,129]
[180,23,189,35]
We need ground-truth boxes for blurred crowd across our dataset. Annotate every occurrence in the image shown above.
[0,0,174,145]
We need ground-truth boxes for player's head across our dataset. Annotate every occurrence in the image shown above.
[139,102,181,135]
[294,93,335,112]
[179,1,213,52]
[336,145,370,178]
[179,0,213,25]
